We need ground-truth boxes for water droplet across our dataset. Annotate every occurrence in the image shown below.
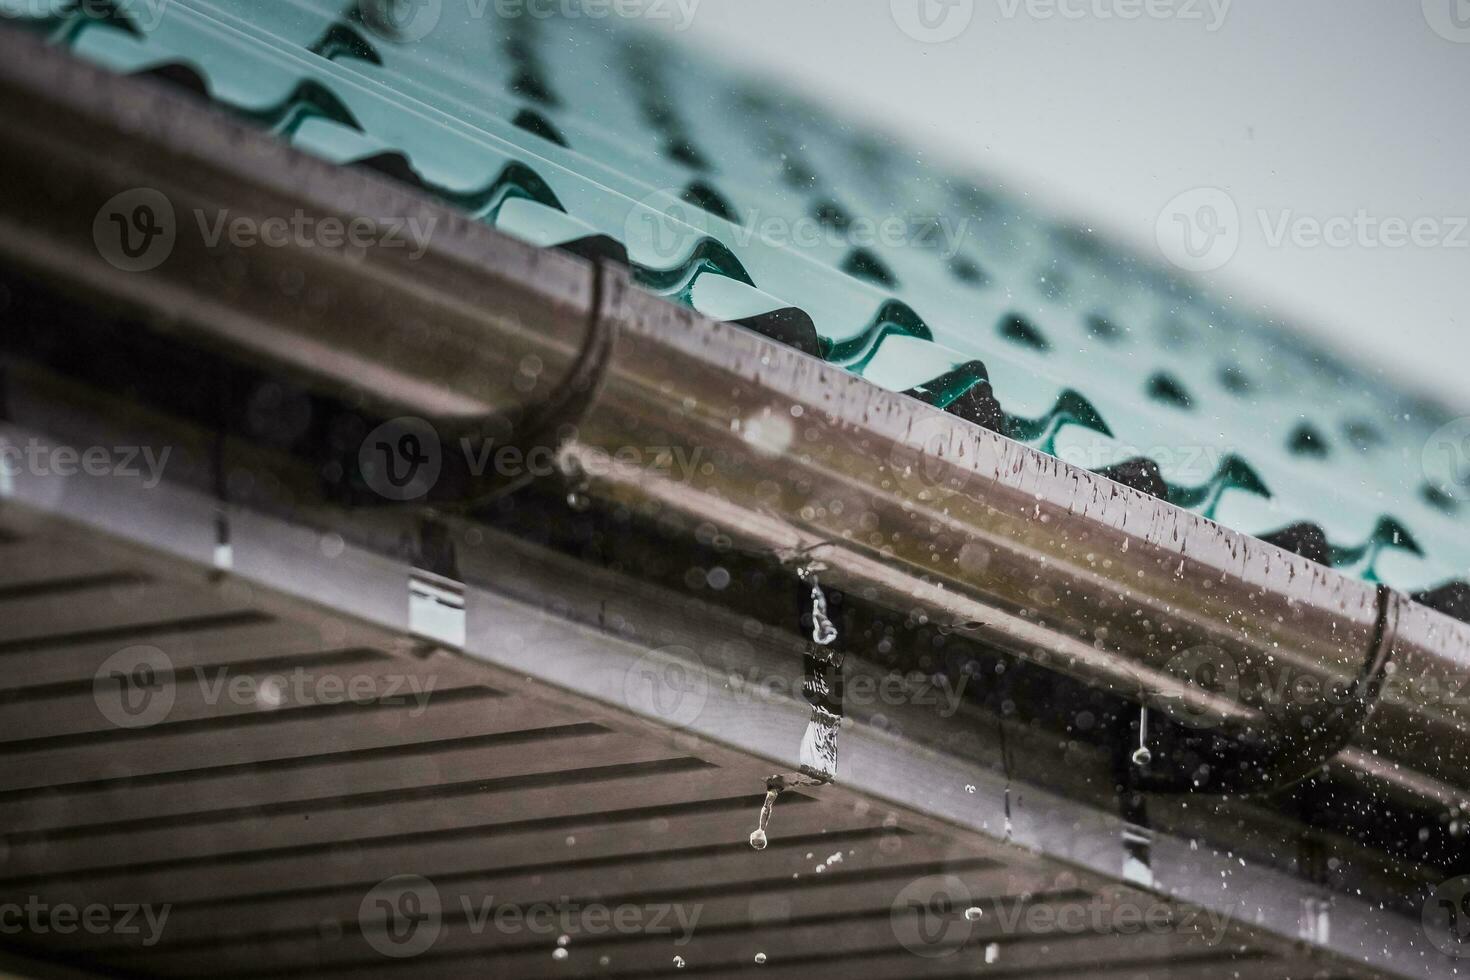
[964,906,983,921]
[1131,704,1151,767]
[673,955,686,968]
[566,491,590,511]
[985,942,1000,963]
[751,783,781,849]
[809,589,837,644]
[255,678,284,708]
[799,565,839,645]
[552,948,568,961]
[556,935,569,947]
[964,784,976,794]
[754,952,767,964]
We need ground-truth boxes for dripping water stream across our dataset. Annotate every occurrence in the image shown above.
[750,561,846,849]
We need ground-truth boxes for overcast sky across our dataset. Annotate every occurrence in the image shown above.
[647,0,1470,411]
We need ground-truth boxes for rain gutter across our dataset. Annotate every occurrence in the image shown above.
[0,27,1466,805]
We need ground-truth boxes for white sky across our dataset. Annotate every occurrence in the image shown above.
[647,0,1470,411]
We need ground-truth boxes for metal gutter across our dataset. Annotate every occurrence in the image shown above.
[0,27,1467,804]
[578,272,1469,799]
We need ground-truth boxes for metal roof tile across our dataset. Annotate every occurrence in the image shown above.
[26,0,1470,603]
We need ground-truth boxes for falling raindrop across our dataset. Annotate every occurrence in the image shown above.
[964,906,983,922]
[799,706,840,780]
[556,935,570,947]
[566,490,590,511]
[754,952,767,964]
[985,942,1000,963]
[965,784,976,794]
[750,782,781,850]
[673,955,686,968]
[1132,705,1152,767]
[552,948,568,961]
[798,564,838,646]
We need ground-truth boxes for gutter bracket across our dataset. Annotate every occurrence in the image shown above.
[347,260,621,509]
[1133,585,1400,796]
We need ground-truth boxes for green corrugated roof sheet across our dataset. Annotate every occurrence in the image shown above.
[16,0,1470,614]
